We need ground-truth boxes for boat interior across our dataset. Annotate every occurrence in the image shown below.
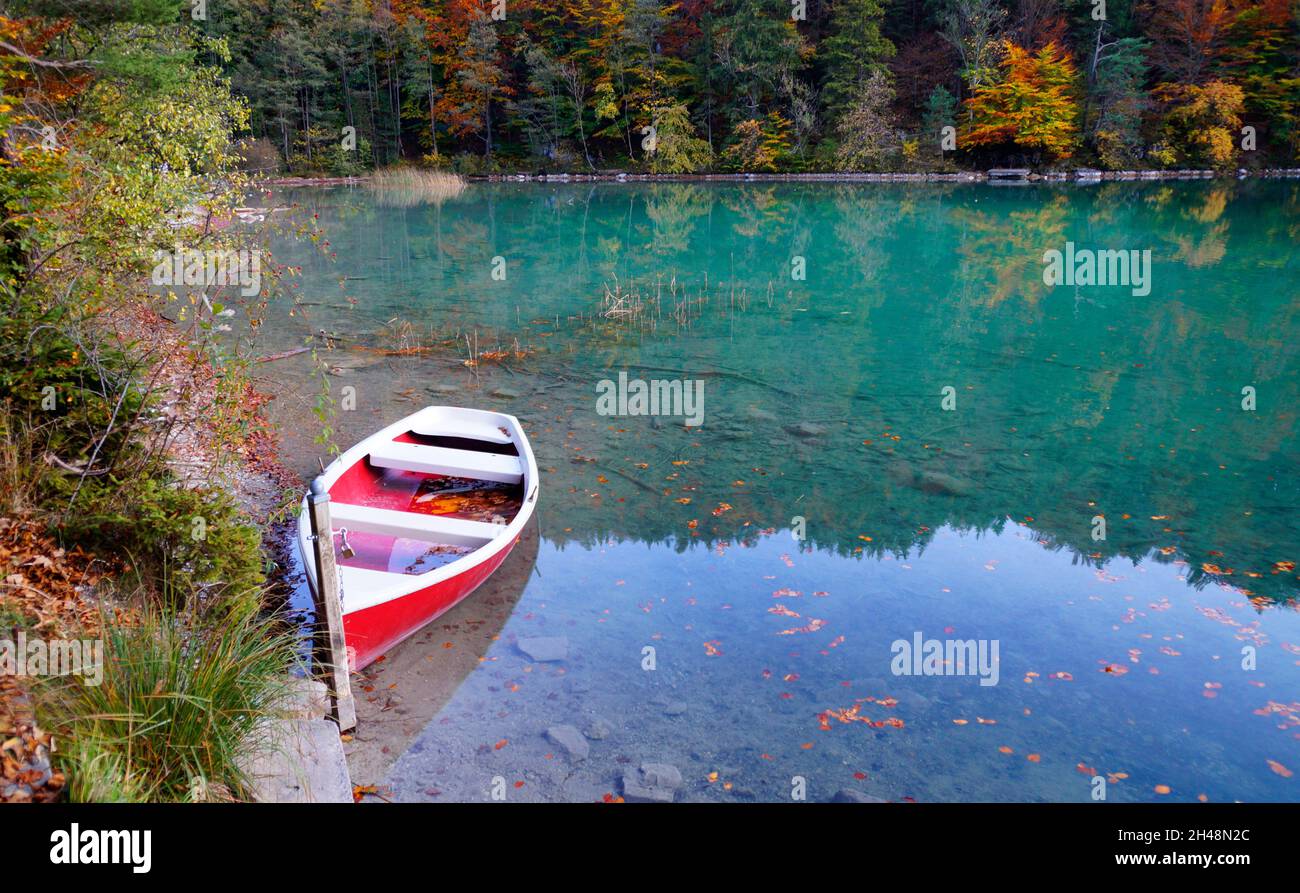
[327,426,526,576]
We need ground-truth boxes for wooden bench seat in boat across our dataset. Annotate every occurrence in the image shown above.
[327,502,505,546]
[367,440,524,484]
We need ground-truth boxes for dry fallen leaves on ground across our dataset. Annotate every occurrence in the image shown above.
[0,516,126,803]
[0,675,65,802]
[0,516,119,638]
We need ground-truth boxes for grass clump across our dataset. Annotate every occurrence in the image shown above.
[40,601,295,803]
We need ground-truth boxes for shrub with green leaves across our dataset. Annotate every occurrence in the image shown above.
[61,477,266,609]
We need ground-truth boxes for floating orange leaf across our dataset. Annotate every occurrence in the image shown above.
[777,618,826,635]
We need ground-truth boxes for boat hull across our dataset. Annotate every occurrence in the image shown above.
[333,533,519,670]
[296,406,539,673]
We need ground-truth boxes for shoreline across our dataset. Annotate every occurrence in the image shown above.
[261,167,1300,188]
[0,297,335,803]
[106,303,350,802]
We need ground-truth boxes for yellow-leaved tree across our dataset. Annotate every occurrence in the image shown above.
[1150,81,1246,168]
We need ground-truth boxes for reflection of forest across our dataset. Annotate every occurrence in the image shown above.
[272,181,1300,605]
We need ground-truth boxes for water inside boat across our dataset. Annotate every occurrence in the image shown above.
[328,430,526,576]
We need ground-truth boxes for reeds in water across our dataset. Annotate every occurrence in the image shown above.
[598,273,712,332]
[367,167,467,207]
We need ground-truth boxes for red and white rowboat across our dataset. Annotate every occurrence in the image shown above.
[297,406,539,671]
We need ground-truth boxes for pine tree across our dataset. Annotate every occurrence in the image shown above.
[820,0,894,122]
[922,84,958,157]
[714,0,806,121]
[1091,38,1149,168]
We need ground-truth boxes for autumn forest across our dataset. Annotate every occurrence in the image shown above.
[196,0,1300,175]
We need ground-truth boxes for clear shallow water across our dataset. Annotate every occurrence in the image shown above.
[259,180,1300,802]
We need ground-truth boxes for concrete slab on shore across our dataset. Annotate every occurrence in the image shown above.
[239,677,353,803]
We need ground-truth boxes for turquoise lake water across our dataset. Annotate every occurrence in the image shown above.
[261,180,1300,802]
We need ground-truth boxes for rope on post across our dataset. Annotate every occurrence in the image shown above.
[307,476,357,732]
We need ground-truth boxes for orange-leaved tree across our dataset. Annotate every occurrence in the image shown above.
[433,0,514,158]
[962,40,1080,159]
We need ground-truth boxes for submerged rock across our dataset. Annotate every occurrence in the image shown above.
[622,763,683,803]
[832,789,888,803]
[516,636,568,662]
[914,471,971,497]
[713,422,753,441]
[583,717,613,740]
[545,725,590,762]
[786,421,828,439]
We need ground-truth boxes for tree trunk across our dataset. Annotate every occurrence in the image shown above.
[428,66,438,157]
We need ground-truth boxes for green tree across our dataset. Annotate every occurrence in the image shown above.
[645,101,714,172]
[922,84,958,157]
[834,70,899,170]
[820,0,895,122]
[714,0,807,121]
[1090,38,1149,169]
[940,0,1008,96]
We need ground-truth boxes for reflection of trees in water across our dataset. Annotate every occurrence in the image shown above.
[522,320,1298,606]
[950,192,1069,306]
[271,182,1300,606]
[640,184,713,256]
[720,186,794,241]
[829,190,904,291]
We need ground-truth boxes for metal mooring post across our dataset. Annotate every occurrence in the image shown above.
[307,477,357,732]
